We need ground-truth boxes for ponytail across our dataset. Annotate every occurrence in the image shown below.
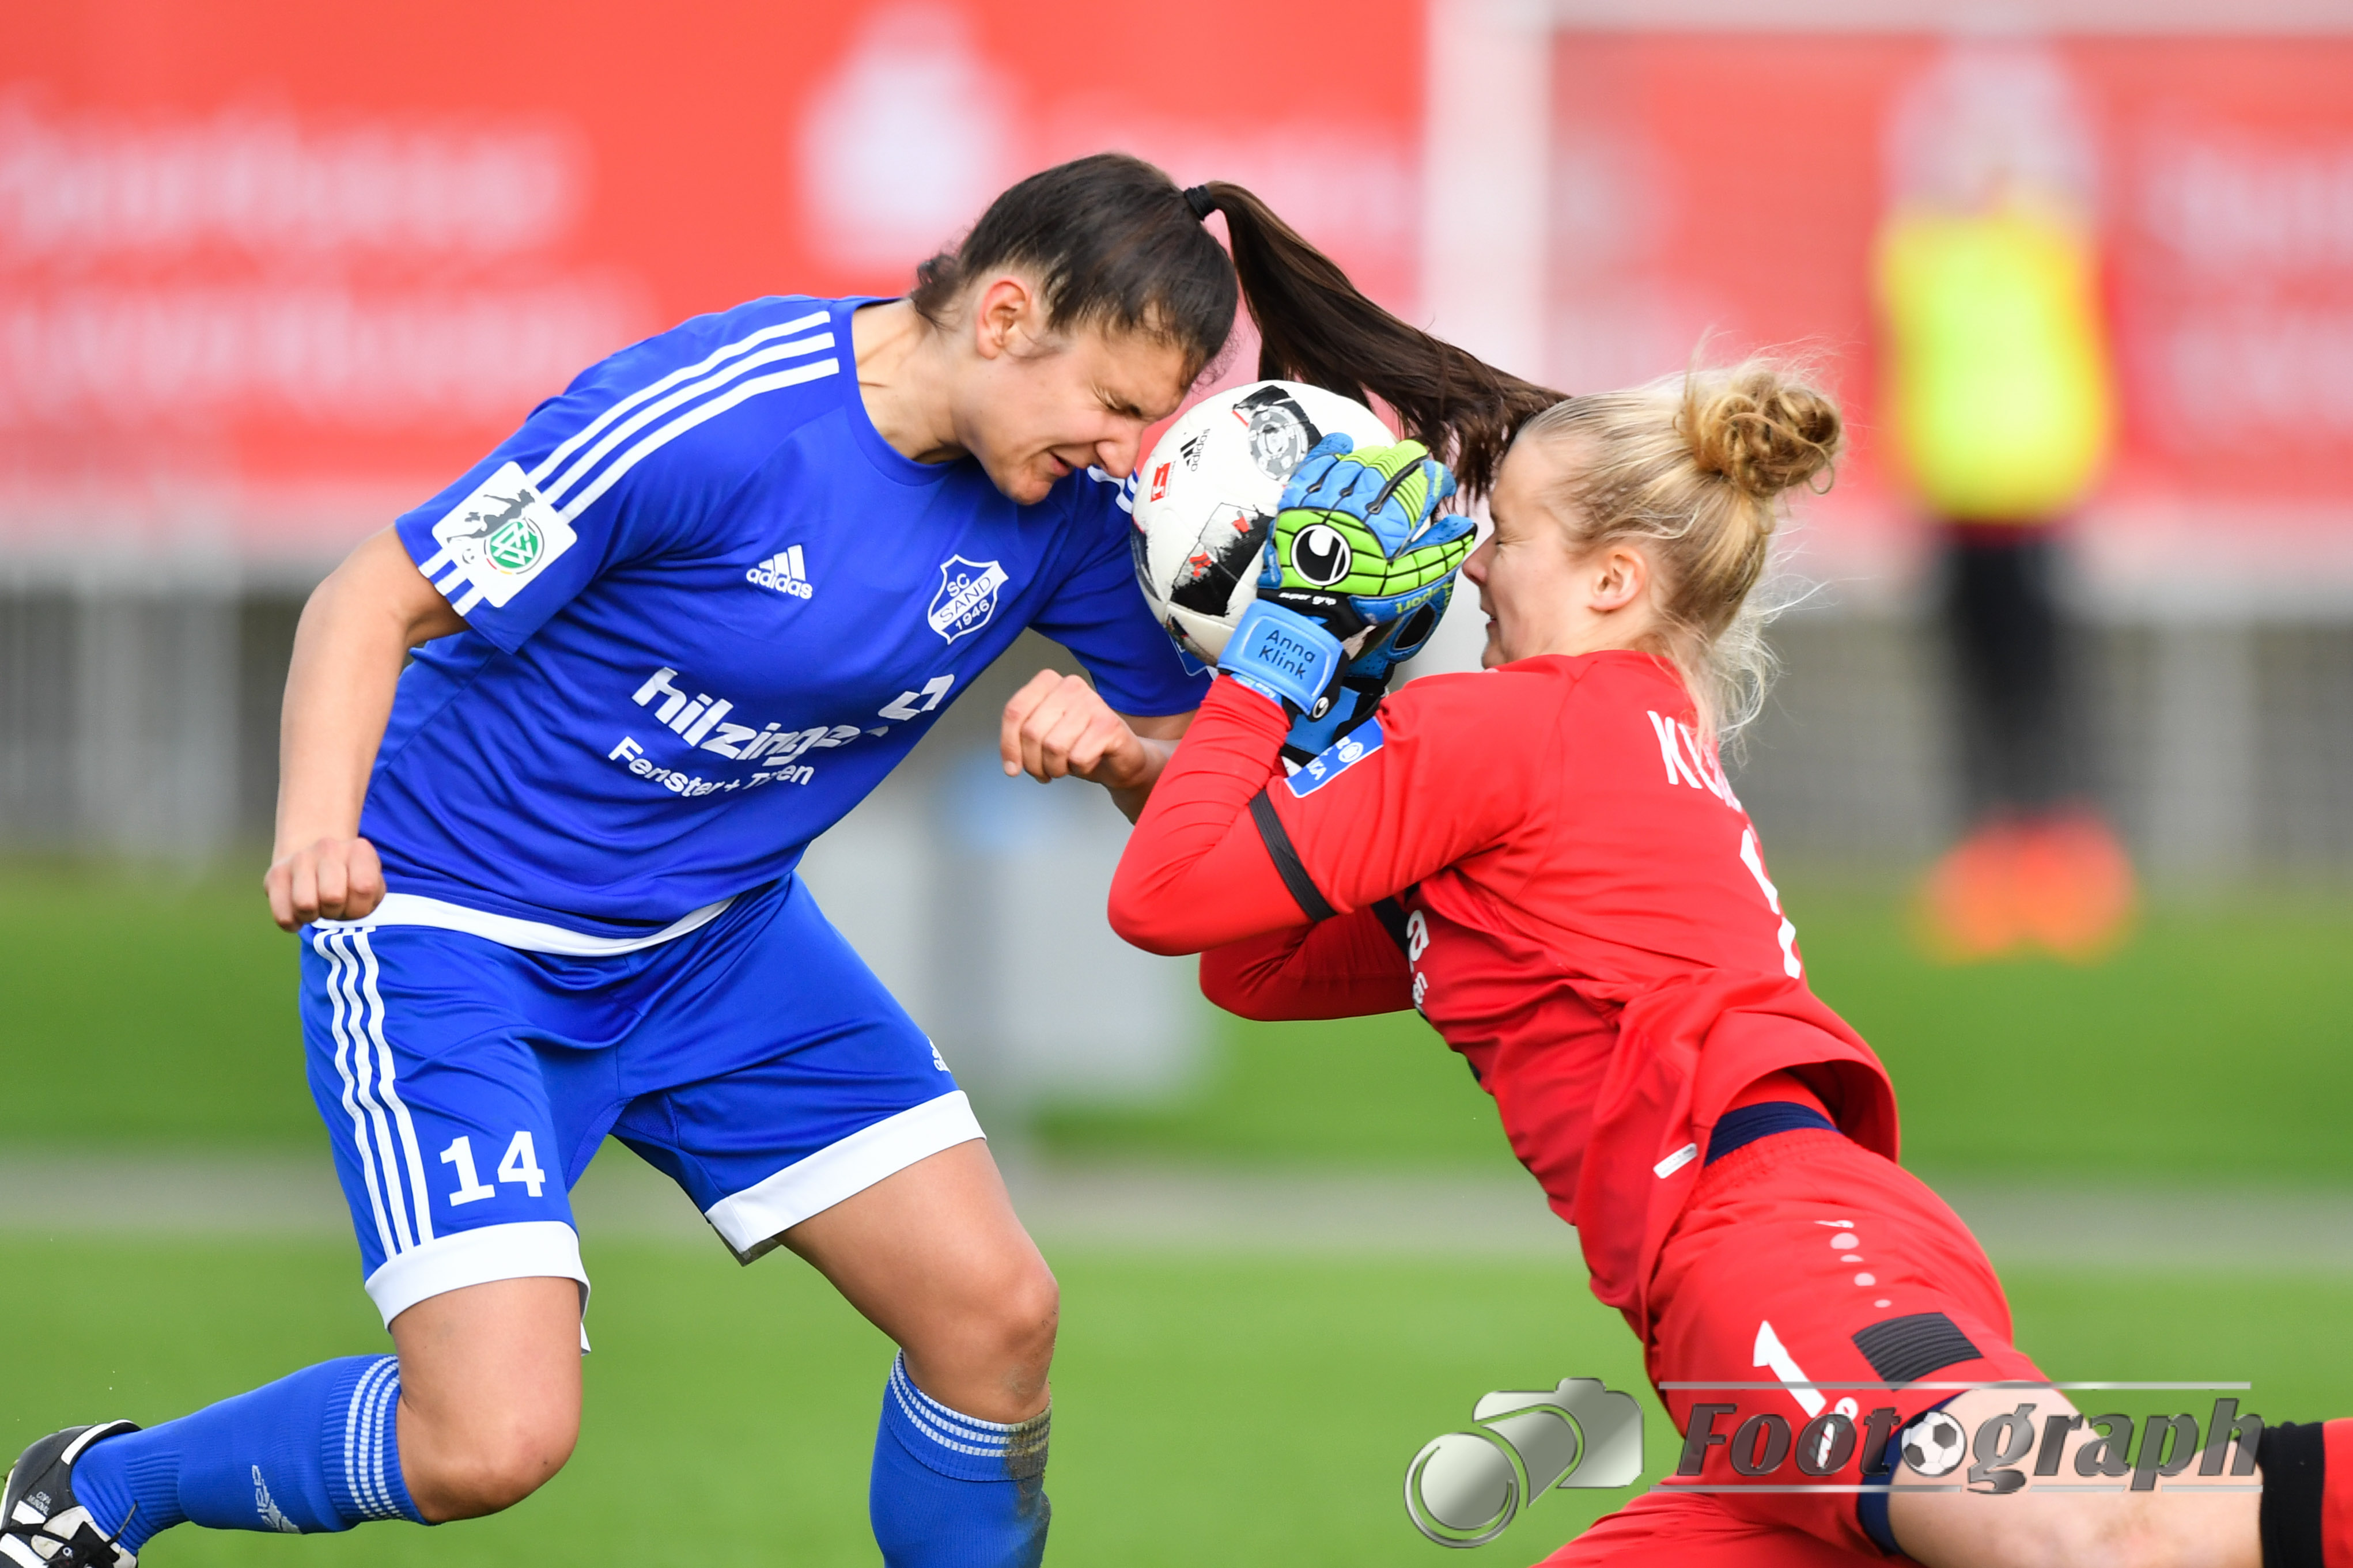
[1194,182,1563,498]
[916,157,1563,498]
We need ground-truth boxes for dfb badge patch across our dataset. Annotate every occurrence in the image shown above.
[1287,717,1385,797]
[425,461,577,611]
[928,555,1009,643]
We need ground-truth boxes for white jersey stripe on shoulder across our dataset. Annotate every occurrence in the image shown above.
[558,358,839,524]
[1086,464,1138,514]
[525,308,831,490]
[539,331,834,508]
[318,933,399,1263]
[355,931,436,1249]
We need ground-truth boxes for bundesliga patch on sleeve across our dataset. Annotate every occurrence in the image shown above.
[1285,718,1385,797]
[422,461,577,612]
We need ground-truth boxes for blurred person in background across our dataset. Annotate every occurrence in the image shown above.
[1,153,1553,1568]
[1875,40,2135,961]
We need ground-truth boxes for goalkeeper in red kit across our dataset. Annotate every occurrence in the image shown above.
[1096,371,2340,1567]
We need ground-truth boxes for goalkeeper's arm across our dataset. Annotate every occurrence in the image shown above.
[1198,914,1414,1021]
[1108,678,1306,956]
[1107,671,1538,957]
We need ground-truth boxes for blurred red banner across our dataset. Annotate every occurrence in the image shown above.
[12,3,2347,584]
[1548,30,2353,583]
[0,0,1420,562]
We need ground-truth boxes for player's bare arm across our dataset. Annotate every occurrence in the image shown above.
[998,668,1193,822]
[264,528,463,930]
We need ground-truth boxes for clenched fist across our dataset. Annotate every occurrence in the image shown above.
[265,835,385,931]
[999,671,1151,790]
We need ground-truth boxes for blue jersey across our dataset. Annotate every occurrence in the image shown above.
[369,294,1205,934]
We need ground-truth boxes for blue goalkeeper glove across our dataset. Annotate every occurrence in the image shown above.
[1277,580,1453,766]
[1220,434,1471,717]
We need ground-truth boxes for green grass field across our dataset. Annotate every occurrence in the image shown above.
[7,866,2353,1183]
[1043,881,2353,1184]
[4,1236,2348,1567]
[5,864,2352,1562]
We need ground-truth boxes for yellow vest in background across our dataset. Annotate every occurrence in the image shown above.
[1875,207,2115,521]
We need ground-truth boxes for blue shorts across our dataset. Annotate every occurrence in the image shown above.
[299,876,981,1328]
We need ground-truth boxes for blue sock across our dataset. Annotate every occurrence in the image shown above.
[74,1355,426,1550]
[871,1353,1050,1568]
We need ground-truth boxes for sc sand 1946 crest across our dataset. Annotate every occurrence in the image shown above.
[928,555,1009,643]
[419,461,578,613]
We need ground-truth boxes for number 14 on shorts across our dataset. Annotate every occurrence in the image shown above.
[439,1132,548,1205]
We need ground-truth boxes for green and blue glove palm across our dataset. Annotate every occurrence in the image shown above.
[1220,434,1474,736]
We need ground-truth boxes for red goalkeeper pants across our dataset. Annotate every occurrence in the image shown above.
[1541,1128,2044,1565]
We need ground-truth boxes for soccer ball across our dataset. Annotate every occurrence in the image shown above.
[1901,1411,1968,1478]
[1130,381,1395,666]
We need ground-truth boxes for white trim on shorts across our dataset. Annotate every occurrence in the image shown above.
[315,929,438,1264]
[311,892,735,955]
[363,1218,590,1329]
[705,1090,987,1262]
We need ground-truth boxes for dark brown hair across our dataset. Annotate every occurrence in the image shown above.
[909,153,1563,498]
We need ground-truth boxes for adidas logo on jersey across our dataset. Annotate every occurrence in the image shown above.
[747,545,814,599]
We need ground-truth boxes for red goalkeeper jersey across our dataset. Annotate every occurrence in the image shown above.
[1109,652,1899,1337]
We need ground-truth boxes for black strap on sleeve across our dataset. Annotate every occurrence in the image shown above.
[2259,1421,2327,1568]
[1249,789,1337,922]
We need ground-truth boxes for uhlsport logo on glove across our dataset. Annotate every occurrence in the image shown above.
[1266,435,1473,616]
[1288,521,1354,586]
[1404,1378,1644,1548]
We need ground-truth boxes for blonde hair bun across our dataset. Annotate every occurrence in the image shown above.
[1504,352,1844,740]
[1682,365,1842,501]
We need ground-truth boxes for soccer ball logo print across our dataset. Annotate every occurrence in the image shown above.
[927,555,1009,644]
[1902,1411,1968,1477]
[1245,397,1312,479]
[1289,522,1353,587]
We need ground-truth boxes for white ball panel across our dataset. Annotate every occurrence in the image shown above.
[1130,380,1393,668]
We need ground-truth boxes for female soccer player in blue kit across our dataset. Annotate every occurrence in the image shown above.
[3,155,1555,1568]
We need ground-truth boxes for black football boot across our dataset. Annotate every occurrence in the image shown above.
[2,1422,142,1567]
